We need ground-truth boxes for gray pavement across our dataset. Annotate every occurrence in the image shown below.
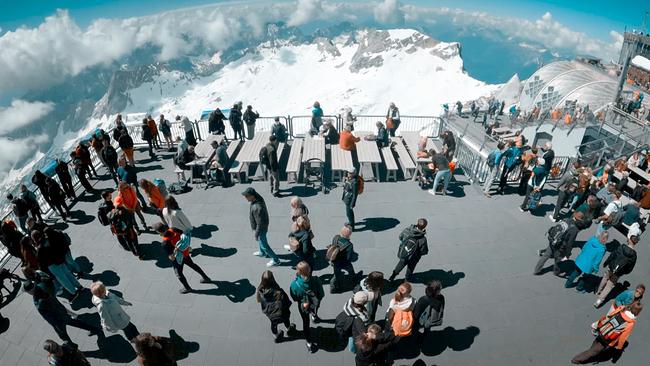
[0,146,648,366]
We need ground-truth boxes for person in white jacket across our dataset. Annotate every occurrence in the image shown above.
[162,196,193,234]
[91,282,140,341]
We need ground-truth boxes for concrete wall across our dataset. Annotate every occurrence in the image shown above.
[521,124,586,157]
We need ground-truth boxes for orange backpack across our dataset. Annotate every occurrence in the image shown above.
[391,308,413,337]
[356,175,364,195]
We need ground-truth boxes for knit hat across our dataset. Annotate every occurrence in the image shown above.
[353,291,375,304]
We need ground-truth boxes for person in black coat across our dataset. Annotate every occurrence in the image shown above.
[32,170,56,212]
[100,140,119,185]
[413,280,445,336]
[329,226,357,293]
[54,159,76,200]
[0,220,25,260]
[594,235,638,307]
[354,324,393,366]
[20,184,43,223]
[256,270,295,342]
[208,108,227,135]
[69,152,94,193]
[286,217,315,270]
[229,104,244,141]
[46,178,71,220]
[141,119,155,158]
[342,169,359,230]
[388,219,429,282]
[534,212,582,276]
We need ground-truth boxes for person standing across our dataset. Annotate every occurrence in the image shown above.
[113,114,128,141]
[541,142,555,172]
[256,270,295,343]
[32,170,56,212]
[612,284,645,309]
[550,162,582,221]
[229,105,244,141]
[205,139,230,186]
[152,223,211,294]
[108,205,143,259]
[495,140,523,195]
[571,302,642,364]
[335,291,373,352]
[290,197,309,222]
[75,142,98,179]
[386,102,401,137]
[208,108,227,136]
[141,118,156,159]
[43,339,90,366]
[69,152,94,193]
[329,226,357,294]
[7,193,30,233]
[413,280,445,337]
[595,190,623,235]
[139,179,165,217]
[310,102,323,137]
[429,150,451,196]
[117,158,147,208]
[243,105,260,140]
[374,121,389,148]
[441,131,456,161]
[242,187,280,267]
[565,231,608,292]
[289,261,324,352]
[101,140,119,185]
[534,212,582,276]
[519,157,548,212]
[90,281,140,341]
[20,184,43,223]
[286,216,315,270]
[385,282,415,339]
[161,196,193,234]
[342,169,359,230]
[340,125,360,152]
[54,159,76,200]
[47,178,71,221]
[134,333,178,366]
[158,114,174,150]
[483,142,505,197]
[389,219,429,282]
[147,115,161,150]
[271,117,288,143]
[24,269,100,346]
[114,182,147,231]
[594,235,638,308]
[355,324,393,366]
[118,129,136,166]
[353,272,384,322]
[263,135,281,197]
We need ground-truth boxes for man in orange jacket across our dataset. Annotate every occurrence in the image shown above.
[339,125,360,151]
[571,301,643,364]
[114,182,148,231]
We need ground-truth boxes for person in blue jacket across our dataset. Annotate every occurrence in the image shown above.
[565,231,608,291]
[495,139,523,195]
[309,102,323,136]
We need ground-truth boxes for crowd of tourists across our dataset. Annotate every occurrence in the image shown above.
[1,99,649,366]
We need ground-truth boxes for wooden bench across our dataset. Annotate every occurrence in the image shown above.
[355,132,382,182]
[390,137,416,179]
[226,140,243,182]
[286,138,304,183]
[382,146,398,182]
[331,144,354,182]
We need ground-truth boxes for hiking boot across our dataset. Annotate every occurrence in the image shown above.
[274,330,284,343]
[179,288,191,294]
[200,277,211,284]
[287,323,297,336]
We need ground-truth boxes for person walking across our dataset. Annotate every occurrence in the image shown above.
[385,282,415,340]
[565,231,608,292]
[45,226,83,278]
[263,135,281,197]
[571,302,642,364]
[117,158,147,208]
[242,187,280,267]
[153,222,211,294]
[32,170,56,212]
[413,280,445,338]
[386,102,401,137]
[229,104,244,141]
[441,131,456,161]
[108,205,143,259]
[286,216,315,269]
[101,140,120,185]
[495,140,523,195]
[118,129,136,166]
[328,226,357,293]
[208,108,227,136]
[24,268,100,345]
[335,291,373,352]
[141,118,156,159]
[353,271,384,322]
[256,270,295,343]
[139,179,165,217]
[594,235,638,308]
[90,281,140,341]
[243,105,260,140]
[33,229,83,297]
[550,162,581,221]
[43,339,90,366]
[290,197,309,222]
[310,102,323,137]
[19,184,43,223]
[483,142,506,197]
[534,212,582,276]
[114,182,147,231]
[271,117,288,143]
[178,116,197,146]
[158,114,174,150]
[342,169,359,230]
[54,159,76,200]
[46,178,71,221]
[389,219,429,282]
[289,261,324,352]
[69,152,94,193]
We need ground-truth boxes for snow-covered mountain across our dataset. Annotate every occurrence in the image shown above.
[0,26,497,200]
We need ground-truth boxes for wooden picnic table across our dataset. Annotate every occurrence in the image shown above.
[302,137,326,162]
[628,165,650,185]
[231,132,270,181]
[331,144,354,182]
[194,134,223,158]
[491,127,512,135]
[355,132,382,181]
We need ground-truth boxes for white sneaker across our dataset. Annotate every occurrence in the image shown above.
[427,189,436,196]
[266,259,280,267]
[548,214,557,222]
[283,245,292,251]
[593,299,603,308]
[253,251,264,257]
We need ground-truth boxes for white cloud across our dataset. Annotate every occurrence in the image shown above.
[0,100,54,135]
[374,0,404,25]
[0,134,48,179]
[287,0,324,27]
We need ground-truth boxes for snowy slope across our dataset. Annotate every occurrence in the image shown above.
[122,29,497,119]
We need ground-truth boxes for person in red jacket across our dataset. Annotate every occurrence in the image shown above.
[571,301,643,364]
[339,125,360,151]
[152,222,211,294]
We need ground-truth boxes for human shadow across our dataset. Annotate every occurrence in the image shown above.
[281,186,319,198]
[86,270,121,287]
[313,326,347,352]
[70,288,94,310]
[420,326,481,357]
[587,340,628,364]
[67,210,95,225]
[313,249,330,271]
[192,224,219,240]
[139,240,172,269]
[0,272,22,309]
[76,190,101,202]
[192,279,255,302]
[168,329,200,361]
[0,315,9,334]
[356,217,400,232]
[82,315,137,364]
[385,270,465,294]
[530,203,554,217]
[136,164,164,173]
[190,244,237,258]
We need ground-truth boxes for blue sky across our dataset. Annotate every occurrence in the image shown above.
[0,0,647,41]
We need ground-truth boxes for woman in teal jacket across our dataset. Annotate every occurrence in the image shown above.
[290,261,323,352]
[565,231,608,292]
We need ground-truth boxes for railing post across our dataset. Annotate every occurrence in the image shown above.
[194,120,202,141]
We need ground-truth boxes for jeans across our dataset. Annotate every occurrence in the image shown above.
[331,261,355,292]
[553,189,571,219]
[60,177,76,199]
[520,186,538,210]
[534,244,563,276]
[565,268,584,289]
[257,232,279,262]
[299,307,312,343]
[348,336,356,353]
[392,257,420,282]
[107,165,119,184]
[345,204,355,228]
[29,207,43,222]
[77,172,94,192]
[433,169,451,193]
[269,170,280,195]
[498,165,516,191]
[145,139,155,157]
[571,338,607,364]
[483,166,500,193]
[233,128,244,141]
[596,269,618,302]
[48,263,82,294]
[17,215,28,233]
[173,256,210,290]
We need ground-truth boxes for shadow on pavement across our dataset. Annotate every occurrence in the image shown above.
[420,326,480,357]
[192,224,219,240]
[356,217,400,232]
[192,278,255,302]
[191,244,237,258]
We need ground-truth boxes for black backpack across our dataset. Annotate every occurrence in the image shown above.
[398,237,418,260]
[259,146,270,167]
[419,303,444,329]
[546,221,569,249]
[334,311,355,338]
[168,180,191,194]
[97,202,111,226]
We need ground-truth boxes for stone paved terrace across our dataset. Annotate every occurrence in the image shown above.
[0,145,648,366]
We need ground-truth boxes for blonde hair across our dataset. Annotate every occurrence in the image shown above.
[290,196,302,208]
[91,281,107,297]
[394,282,412,302]
[296,261,311,278]
[340,226,352,238]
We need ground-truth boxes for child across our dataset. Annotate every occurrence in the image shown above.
[90,281,140,341]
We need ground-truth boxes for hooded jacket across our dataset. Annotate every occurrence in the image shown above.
[289,275,324,313]
[399,225,428,258]
[162,208,193,233]
[208,110,226,132]
[271,123,288,143]
[92,291,131,333]
[575,236,606,274]
[249,194,269,237]
[288,229,314,256]
[258,286,291,322]
[342,174,358,207]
